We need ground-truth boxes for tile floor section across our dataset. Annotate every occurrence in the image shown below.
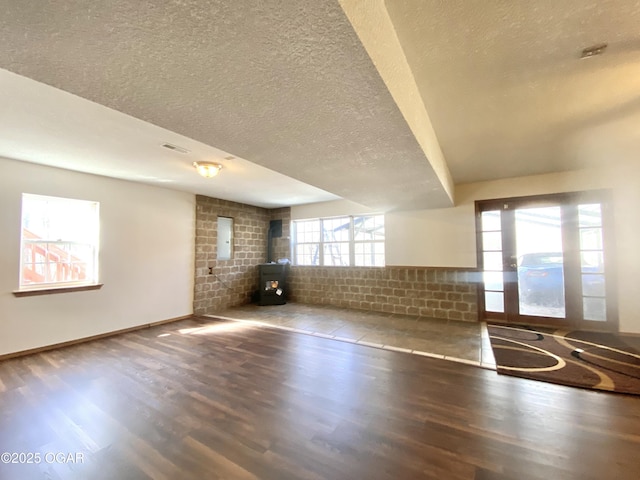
[212,303,497,369]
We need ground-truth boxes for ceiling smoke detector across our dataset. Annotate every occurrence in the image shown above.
[580,43,608,59]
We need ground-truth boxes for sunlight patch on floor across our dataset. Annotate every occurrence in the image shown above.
[178,321,253,335]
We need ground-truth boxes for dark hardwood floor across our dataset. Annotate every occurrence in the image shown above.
[1,316,639,480]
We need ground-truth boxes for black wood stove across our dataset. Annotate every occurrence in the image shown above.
[258,263,287,306]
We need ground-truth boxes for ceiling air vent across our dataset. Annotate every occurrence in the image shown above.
[161,143,190,154]
[580,43,607,59]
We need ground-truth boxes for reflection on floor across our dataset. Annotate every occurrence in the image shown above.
[213,303,496,369]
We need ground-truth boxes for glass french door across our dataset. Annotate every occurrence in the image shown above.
[477,191,616,330]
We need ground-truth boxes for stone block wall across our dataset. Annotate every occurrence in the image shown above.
[288,266,479,321]
[194,195,270,314]
[193,198,479,322]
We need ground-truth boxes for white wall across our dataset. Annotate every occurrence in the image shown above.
[292,165,640,333]
[0,158,195,356]
[385,205,476,267]
[291,199,377,220]
[386,168,611,268]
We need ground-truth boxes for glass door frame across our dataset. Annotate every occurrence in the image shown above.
[475,190,617,331]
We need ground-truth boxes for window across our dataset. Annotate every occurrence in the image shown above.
[353,214,385,266]
[292,214,385,267]
[20,194,100,289]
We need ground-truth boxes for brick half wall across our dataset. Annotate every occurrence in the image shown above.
[288,266,480,322]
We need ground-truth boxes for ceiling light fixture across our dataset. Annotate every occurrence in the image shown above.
[580,43,607,59]
[193,161,222,178]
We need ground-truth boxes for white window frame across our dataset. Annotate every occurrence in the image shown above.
[292,218,322,266]
[19,193,100,290]
[292,214,385,267]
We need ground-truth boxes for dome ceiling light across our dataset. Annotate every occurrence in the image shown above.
[193,161,222,178]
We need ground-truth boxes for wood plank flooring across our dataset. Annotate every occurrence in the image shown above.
[1,316,639,479]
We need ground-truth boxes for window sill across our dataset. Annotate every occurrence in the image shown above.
[13,284,103,297]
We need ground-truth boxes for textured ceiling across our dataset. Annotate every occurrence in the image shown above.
[1,0,636,210]
[0,68,339,208]
[0,0,452,211]
[384,0,640,184]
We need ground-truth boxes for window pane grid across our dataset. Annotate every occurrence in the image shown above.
[293,215,384,267]
[322,217,350,242]
[578,203,606,321]
[323,243,350,266]
[295,220,320,244]
[481,211,501,232]
[354,241,384,267]
[480,210,504,312]
[354,215,385,241]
